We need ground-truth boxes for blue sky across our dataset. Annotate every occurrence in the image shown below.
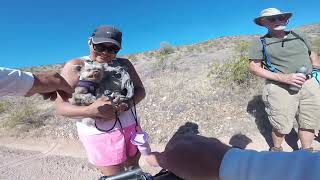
[1,0,319,68]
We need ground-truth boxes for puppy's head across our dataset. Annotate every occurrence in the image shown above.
[73,61,107,83]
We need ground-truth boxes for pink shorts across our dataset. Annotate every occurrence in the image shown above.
[78,124,138,167]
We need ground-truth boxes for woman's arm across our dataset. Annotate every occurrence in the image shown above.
[121,58,146,108]
[55,59,115,119]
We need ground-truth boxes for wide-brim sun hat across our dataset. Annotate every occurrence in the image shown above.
[254,8,292,26]
[90,25,122,48]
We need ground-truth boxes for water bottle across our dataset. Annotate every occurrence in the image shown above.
[289,66,308,92]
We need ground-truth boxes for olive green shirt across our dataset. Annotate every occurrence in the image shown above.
[248,31,312,74]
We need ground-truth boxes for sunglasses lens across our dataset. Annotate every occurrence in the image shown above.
[278,15,286,21]
[267,17,276,22]
[266,15,287,22]
[93,44,119,54]
[93,44,106,52]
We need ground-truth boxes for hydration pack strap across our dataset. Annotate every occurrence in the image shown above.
[260,37,280,73]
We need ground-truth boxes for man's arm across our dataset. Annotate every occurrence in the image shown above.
[146,135,320,180]
[0,67,74,100]
[220,148,320,180]
[310,51,320,68]
[25,71,74,101]
[0,67,34,97]
[249,60,306,88]
[145,135,231,180]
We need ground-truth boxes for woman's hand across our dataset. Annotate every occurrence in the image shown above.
[115,102,129,112]
[86,97,116,119]
[278,73,307,87]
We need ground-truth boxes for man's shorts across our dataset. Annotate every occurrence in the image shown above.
[262,77,320,134]
[78,124,138,167]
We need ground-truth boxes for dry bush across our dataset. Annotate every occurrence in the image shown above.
[127,54,138,62]
[159,42,175,55]
[0,101,10,113]
[0,100,45,133]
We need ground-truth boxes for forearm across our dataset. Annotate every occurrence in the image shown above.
[249,63,284,83]
[126,86,146,108]
[55,101,90,118]
[133,86,146,104]
[220,148,320,180]
[310,51,320,67]
[0,67,34,96]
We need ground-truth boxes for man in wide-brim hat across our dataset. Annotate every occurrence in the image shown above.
[248,8,320,152]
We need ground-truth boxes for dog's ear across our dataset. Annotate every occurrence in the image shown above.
[72,64,83,72]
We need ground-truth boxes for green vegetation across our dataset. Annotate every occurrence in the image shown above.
[159,42,175,55]
[127,54,138,62]
[0,101,10,113]
[208,40,255,86]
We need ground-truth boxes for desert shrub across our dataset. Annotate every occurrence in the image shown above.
[154,55,167,71]
[0,101,10,113]
[1,103,44,130]
[127,54,138,62]
[208,56,253,85]
[159,42,175,55]
[208,40,256,86]
[234,40,249,57]
[169,55,180,72]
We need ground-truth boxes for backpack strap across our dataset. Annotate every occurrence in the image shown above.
[291,31,311,55]
[260,37,280,73]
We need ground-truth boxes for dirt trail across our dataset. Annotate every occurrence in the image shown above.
[1,133,319,180]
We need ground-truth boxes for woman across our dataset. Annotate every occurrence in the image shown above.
[55,25,146,176]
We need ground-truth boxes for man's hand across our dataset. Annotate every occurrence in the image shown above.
[25,72,74,101]
[278,73,306,88]
[146,135,231,180]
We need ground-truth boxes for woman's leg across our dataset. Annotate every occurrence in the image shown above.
[98,164,125,176]
[125,152,141,168]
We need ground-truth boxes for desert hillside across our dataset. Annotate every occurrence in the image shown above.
[1,23,319,145]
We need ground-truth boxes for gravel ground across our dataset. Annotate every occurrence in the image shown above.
[0,146,100,180]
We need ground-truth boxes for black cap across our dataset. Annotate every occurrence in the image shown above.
[91,25,122,48]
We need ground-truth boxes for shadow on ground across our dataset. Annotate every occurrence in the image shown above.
[229,133,252,149]
[172,122,200,137]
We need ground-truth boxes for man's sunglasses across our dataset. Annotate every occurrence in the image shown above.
[92,43,120,54]
[265,15,287,23]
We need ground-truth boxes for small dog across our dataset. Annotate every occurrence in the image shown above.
[69,59,135,128]
[69,59,134,108]
[69,60,108,106]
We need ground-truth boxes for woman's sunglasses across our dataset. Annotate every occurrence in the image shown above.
[265,15,287,23]
[92,43,120,54]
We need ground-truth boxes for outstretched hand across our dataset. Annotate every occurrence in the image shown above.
[25,72,74,101]
[145,135,231,180]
